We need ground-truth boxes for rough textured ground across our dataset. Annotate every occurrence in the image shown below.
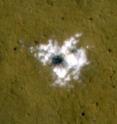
[0,0,117,124]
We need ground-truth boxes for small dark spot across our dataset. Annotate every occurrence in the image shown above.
[81,112,85,116]
[13,47,17,51]
[34,40,39,45]
[43,33,47,37]
[106,35,109,40]
[108,48,112,53]
[20,86,24,90]
[110,70,116,79]
[110,75,112,79]
[96,102,99,106]
[110,10,114,15]
[70,48,77,53]
[52,55,64,65]
[61,16,65,20]
[112,85,116,88]
[89,17,93,21]
[46,0,54,6]
[10,88,18,97]
[113,70,116,74]
[89,77,92,82]
[27,112,31,116]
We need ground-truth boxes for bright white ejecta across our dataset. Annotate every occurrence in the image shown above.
[30,33,89,87]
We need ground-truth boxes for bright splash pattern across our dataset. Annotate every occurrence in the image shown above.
[30,33,89,87]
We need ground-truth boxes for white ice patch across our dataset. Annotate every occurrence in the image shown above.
[30,33,89,87]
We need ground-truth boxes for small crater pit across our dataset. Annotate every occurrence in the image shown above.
[46,0,54,6]
[51,55,64,65]
[96,102,99,106]
[61,16,65,20]
[13,47,17,51]
[81,112,85,116]
[89,17,93,21]
[34,40,39,45]
[108,48,112,53]
[112,84,116,89]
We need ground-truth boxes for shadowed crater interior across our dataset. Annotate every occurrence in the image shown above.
[52,55,64,65]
